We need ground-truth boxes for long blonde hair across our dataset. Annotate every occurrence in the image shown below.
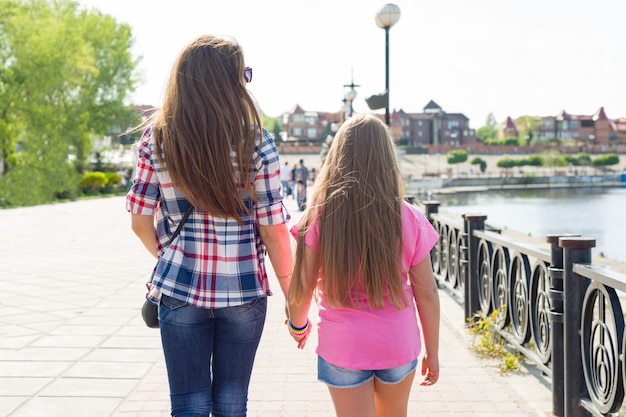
[290,114,407,309]
[152,35,261,223]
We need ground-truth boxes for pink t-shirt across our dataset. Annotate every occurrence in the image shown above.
[291,201,439,370]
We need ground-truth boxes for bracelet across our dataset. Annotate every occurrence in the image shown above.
[276,272,292,280]
[288,319,310,337]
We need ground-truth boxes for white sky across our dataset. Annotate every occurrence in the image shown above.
[77,0,626,129]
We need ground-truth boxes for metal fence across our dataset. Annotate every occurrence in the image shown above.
[422,201,626,417]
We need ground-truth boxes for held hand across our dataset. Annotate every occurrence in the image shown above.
[287,318,312,349]
[420,355,439,386]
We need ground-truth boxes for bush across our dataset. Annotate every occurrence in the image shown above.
[398,145,428,154]
[526,155,544,166]
[79,172,108,195]
[592,153,620,167]
[0,162,79,207]
[103,172,122,193]
[446,149,468,164]
[467,310,522,374]
[496,158,516,168]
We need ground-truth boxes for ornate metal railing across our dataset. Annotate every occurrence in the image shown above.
[422,201,626,417]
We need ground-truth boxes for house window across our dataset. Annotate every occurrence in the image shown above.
[291,127,303,136]
[448,120,459,129]
[418,120,423,126]
[292,114,305,123]
[307,128,317,138]
[543,120,555,128]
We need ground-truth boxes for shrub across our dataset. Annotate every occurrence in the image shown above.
[79,172,108,195]
[592,153,620,167]
[467,310,522,374]
[103,172,122,193]
[446,149,468,164]
[526,155,544,166]
[496,158,516,168]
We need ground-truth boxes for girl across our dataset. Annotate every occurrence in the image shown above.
[287,114,440,417]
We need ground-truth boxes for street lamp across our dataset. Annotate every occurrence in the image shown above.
[343,76,360,117]
[375,3,401,126]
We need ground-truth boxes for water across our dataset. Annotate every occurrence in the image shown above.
[429,187,626,264]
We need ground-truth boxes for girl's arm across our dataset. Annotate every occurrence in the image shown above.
[288,244,319,349]
[409,255,440,386]
[130,213,158,259]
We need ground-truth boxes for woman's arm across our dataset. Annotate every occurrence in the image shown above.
[130,213,158,259]
[409,255,440,385]
[259,223,294,298]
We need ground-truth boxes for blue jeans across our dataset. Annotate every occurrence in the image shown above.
[159,295,267,417]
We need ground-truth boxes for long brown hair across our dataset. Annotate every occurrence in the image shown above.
[290,114,407,309]
[152,35,261,223]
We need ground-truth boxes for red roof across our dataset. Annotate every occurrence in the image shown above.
[593,106,609,121]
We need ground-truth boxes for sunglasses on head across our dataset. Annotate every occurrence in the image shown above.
[244,67,252,83]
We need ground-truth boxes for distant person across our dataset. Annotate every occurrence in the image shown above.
[295,159,309,209]
[287,114,441,417]
[280,161,293,198]
[309,167,317,184]
[125,34,293,417]
[295,179,306,211]
[291,163,298,197]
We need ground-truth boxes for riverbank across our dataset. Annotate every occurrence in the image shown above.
[280,151,626,184]
[279,152,626,275]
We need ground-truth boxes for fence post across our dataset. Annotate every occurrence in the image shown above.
[559,237,594,417]
[463,214,487,321]
[423,200,440,219]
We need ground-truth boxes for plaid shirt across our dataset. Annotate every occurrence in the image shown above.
[126,127,288,309]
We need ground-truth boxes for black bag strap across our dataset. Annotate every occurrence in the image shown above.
[167,204,194,246]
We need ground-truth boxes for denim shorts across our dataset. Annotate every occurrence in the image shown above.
[317,356,417,389]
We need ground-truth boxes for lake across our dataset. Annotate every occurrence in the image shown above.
[428,186,626,264]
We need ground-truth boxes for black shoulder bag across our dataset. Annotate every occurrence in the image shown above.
[141,205,194,328]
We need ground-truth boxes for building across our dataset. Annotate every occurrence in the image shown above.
[281,100,477,147]
[281,104,345,143]
[392,100,476,147]
[501,107,626,145]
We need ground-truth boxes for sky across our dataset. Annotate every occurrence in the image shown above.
[77,0,626,129]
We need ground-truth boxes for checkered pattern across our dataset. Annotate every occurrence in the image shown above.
[126,127,288,308]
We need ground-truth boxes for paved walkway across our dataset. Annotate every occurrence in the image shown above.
[0,195,554,416]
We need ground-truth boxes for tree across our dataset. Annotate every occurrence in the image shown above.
[446,149,468,176]
[515,115,539,146]
[476,112,498,142]
[470,156,487,173]
[0,0,140,205]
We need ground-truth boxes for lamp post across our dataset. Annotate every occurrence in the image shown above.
[375,3,401,126]
[343,76,360,118]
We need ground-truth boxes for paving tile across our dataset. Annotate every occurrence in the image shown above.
[0,377,52,395]
[39,377,138,397]
[64,361,152,379]
[7,397,122,417]
[0,361,72,377]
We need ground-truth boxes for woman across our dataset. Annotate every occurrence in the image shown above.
[126,35,293,416]
[287,114,440,417]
